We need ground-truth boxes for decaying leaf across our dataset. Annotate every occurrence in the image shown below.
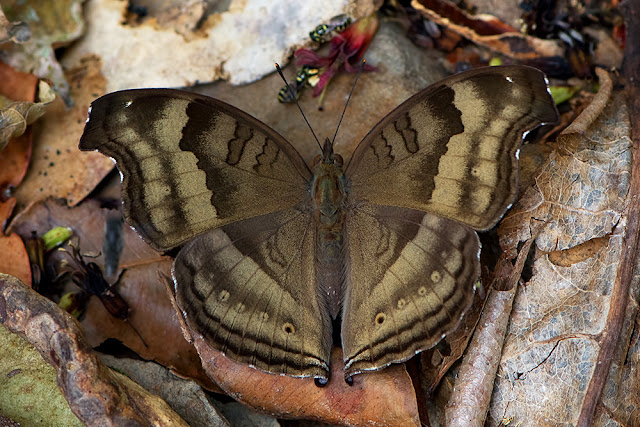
[483,69,635,425]
[0,233,30,286]
[0,273,188,425]
[0,80,55,152]
[0,0,85,103]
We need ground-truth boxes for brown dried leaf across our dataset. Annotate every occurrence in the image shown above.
[12,55,114,211]
[485,70,635,424]
[0,80,54,151]
[0,81,55,151]
[194,339,420,426]
[0,273,188,425]
[0,233,31,286]
[9,198,219,392]
[499,69,631,257]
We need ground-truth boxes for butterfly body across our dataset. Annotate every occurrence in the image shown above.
[79,66,558,381]
[312,139,348,317]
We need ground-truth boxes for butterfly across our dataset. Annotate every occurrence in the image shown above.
[79,65,558,382]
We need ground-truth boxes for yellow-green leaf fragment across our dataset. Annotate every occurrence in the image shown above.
[42,226,73,250]
[549,85,579,105]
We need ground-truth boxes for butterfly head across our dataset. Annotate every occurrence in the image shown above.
[314,137,344,167]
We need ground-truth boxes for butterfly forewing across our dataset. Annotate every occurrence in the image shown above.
[346,66,559,230]
[79,89,312,251]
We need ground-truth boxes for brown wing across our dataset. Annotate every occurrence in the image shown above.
[79,89,312,251]
[341,204,478,377]
[173,208,333,379]
[345,65,558,230]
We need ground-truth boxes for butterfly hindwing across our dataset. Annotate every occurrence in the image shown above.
[342,203,479,376]
[173,208,333,378]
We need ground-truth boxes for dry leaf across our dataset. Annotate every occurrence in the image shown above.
[0,80,55,151]
[12,55,114,211]
[9,198,218,391]
[0,233,31,286]
[411,0,563,61]
[485,70,635,425]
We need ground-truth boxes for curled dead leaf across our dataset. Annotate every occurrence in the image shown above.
[0,80,55,151]
[411,0,563,61]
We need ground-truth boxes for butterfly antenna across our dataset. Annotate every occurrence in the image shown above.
[275,63,322,151]
[332,59,366,145]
